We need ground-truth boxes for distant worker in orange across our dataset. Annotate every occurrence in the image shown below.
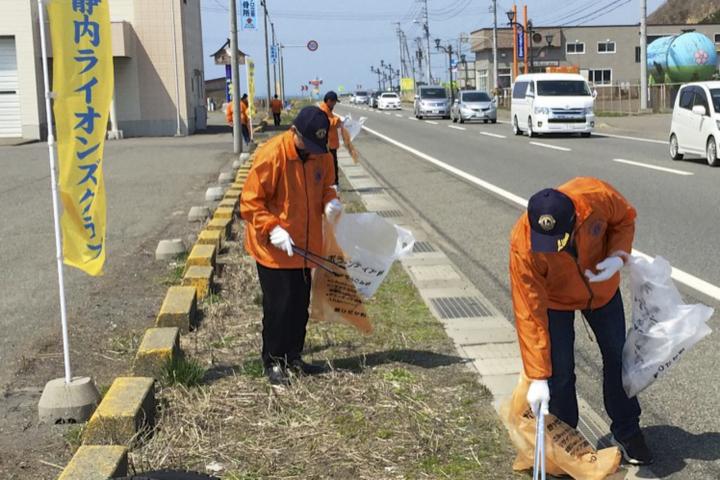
[240,106,342,386]
[226,93,251,144]
[319,91,343,187]
[509,177,652,466]
[270,94,283,126]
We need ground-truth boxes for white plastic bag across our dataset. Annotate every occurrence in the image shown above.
[333,213,415,298]
[343,114,366,142]
[622,255,713,397]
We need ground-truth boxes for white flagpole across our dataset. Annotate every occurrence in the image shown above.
[37,0,73,384]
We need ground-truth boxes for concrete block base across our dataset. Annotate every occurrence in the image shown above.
[240,152,251,162]
[213,206,235,220]
[188,206,210,223]
[205,186,224,202]
[182,266,214,300]
[156,286,198,332]
[186,244,217,270]
[207,217,232,240]
[155,239,186,261]
[133,328,181,378]
[218,172,234,184]
[38,377,101,424]
[59,445,128,480]
[232,159,243,169]
[83,377,156,445]
[197,229,223,251]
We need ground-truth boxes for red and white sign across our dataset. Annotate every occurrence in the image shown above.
[307,40,319,52]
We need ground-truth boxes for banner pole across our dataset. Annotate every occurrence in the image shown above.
[37,0,73,385]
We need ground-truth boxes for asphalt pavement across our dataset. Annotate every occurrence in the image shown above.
[338,103,720,479]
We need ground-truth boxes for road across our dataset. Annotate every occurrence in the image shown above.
[338,103,720,479]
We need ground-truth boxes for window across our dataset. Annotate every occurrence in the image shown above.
[462,92,491,102]
[635,46,641,63]
[694,88,710,115]
[715,34,720,44]
[598,41,616,54]
[420,87,447,99]
[679,87,694,110]
[512,81,528,99]
[710,89,720,113]
[536,80,592,96]
[588,69,612,85]
[566,42,585,54]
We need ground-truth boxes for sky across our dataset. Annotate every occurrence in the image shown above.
[200,0,666,98]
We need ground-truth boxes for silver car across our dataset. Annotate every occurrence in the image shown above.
[414,86,450,119]
[450,90,497,124]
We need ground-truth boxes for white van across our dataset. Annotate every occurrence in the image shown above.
[511,73,596,137]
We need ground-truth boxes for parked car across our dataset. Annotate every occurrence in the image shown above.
[378,92,401,110]
[450,90,497,124]
[353,90,370,105]
[511,73,596,137]
[669,81,720,166]
[370,92,380,108]
[414,86,450,119]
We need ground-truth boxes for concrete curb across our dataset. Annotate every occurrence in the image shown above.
[182,265,214,300]
[83,377,156,445]
[207,216,232,240]
[58,445,128,480]
[133,327,181,378]
[186,244,217,271]
[155,286,198,333]
[198,229,223,251]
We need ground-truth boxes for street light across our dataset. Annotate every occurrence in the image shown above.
[460,53,471,90]
[506,12,540,72]
[435,38,456,101]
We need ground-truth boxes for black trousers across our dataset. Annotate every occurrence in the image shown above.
[242,124,251,143]
[273,112,281,126]
[256,263,312,368]
[330,148,338,186]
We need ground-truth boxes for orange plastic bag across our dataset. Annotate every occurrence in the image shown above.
[498,375,621,480]
[310,221,372,334]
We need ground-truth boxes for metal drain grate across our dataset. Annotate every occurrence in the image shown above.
[413,241,436,253]
[377,209,403,218]
[356,187,384,194]
[430,296,493,319]
[348,175,370,180]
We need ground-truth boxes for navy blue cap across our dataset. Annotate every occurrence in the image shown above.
[324,91,339,103]
[293,106,330,154]
[528,189,576,253]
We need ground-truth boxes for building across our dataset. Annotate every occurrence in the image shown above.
[471,23,720,92]
[0,0,206,139]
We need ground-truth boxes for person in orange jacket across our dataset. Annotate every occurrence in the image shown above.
[270,94,283,127]
[240,106,342,386]
[226,94,251,144]
[319,91,343,186]
[509,177,653,465]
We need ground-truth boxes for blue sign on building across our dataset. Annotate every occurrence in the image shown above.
[517,30,525,59]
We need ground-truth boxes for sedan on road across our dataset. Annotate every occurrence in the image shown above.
[670,81,720,166]
[450,90,497,124]
[414,86,450,119]
[378,92,401,110]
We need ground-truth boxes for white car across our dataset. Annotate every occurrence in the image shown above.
[378,92,401,110]
[669,81,720,166]
[511,73,596,137]
[353,91,370,105]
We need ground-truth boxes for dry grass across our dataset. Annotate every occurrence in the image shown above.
[128,181,519,479]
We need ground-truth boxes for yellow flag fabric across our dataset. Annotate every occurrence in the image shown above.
[400,77,415,92]
[247,58,256,118]
[48,0,113,276]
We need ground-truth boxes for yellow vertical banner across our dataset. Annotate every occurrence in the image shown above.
[48,0,113,276]
[247,58,256,118]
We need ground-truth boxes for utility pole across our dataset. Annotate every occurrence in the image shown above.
[420,0,432,84]
[261,0,272,111]
[279,43,286,103]
[229,0,242,154]
[492,0,498,90]
[271,22,278,96]
[640,0,648,110]
[170,0,182,136]
[395,23,404,79]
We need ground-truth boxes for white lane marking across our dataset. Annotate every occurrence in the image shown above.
[594,133,666,145]
[426,120,439,125]
[448,125,466,131]
[384,112,391,115]
[612,158,693,176]
[529,141,572,152]
[395,114,403,117]
[362,124,720,303]
[408,116,418,121]
[480,131,507,139]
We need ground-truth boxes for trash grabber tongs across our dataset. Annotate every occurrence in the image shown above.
[292,246,347,277]
[533,410,546,480]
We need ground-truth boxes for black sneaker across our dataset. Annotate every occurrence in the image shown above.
[613,433,654,465]
[264,364,290,386]
[289,359,328,376]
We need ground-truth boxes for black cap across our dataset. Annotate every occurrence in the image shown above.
[324,91,339,103]
[528,189,576,253]
[293,106,330,155]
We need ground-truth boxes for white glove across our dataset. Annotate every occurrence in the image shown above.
[324,199,343,223]
[585,255,625,283]
[527,379,550,416]
[269,226,294,257]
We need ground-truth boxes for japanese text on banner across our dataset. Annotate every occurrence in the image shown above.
[241,0,257,30]
[247,58,256,117]
[48,0,113,276]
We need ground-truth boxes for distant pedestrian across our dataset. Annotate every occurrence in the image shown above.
[240,106,342,386]
[225,93,251,144]
[270,94,283,126]
[319,91,343,186]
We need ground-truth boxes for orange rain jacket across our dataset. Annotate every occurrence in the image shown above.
[270,98,283,114]
[509,177,637,380]
[226,101,249,126]
[319,102,341,150]
[240,130,338,269]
